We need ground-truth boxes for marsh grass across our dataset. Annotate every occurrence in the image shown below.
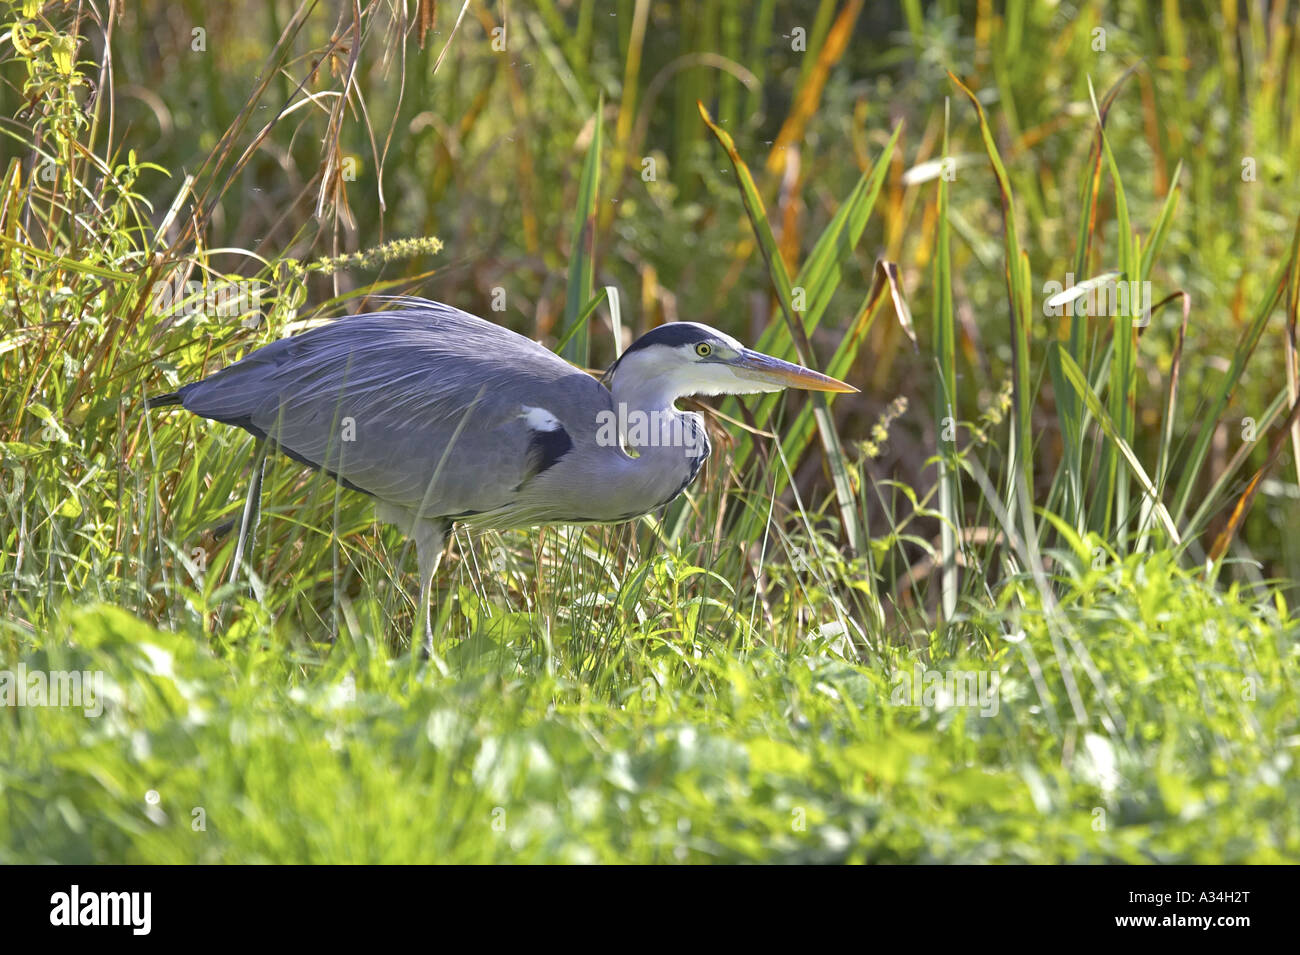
[1,1,1298,862]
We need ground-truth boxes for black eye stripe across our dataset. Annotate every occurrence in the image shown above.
[607,322,726,382]
[621,322,715,355]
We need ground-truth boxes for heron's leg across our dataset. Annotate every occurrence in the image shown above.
[414,520,450,675]
[229,440,269,594]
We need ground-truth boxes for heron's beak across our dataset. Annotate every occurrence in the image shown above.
[729,349,858,393]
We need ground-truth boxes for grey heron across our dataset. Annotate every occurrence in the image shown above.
[149,299,856,654]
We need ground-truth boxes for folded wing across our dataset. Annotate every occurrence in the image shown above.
[176,302,607,519]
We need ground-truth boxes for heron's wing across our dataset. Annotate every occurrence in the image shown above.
[177,303,610,518]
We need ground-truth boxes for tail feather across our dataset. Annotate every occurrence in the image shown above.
[145,391,184,409]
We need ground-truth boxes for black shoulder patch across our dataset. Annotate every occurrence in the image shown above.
[521,425,573,486]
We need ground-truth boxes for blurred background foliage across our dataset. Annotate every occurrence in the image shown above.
[10,0,1290,571]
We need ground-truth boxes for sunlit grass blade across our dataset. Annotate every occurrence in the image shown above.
[604,0,650,230]
[1055,345,1181,545]
[1151,291,1191,506]
[698,100,863,556]
[933,97,958,623]
[771,259,912,496]
[1139,159,1183,282]
[554,287,610,358]
[561,98,603,367]
[1208,395,1300,567]
[1184,386,1291,541]
[949,71,1034,525]
[734,121,902,478]
[764,0,864,178]
[1171,215,1300,526]
[1088,76,1140,542]
[1056,67,1138,531]
[1287,230,1300,494]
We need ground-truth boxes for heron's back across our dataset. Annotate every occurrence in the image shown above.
[174,301,613,520]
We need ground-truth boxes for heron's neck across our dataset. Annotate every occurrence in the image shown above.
[606,379,710,507]
[611,373,676,418]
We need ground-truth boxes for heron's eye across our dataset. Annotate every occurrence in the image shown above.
[695,342,713,357]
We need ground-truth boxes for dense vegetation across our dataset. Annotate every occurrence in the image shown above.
[1,0,1297,862]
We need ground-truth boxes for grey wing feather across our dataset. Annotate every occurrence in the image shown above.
[177,301,609,518]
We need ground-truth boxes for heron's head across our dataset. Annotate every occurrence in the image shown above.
[604,322,857,405]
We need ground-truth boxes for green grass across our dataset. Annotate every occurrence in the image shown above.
[5,553,1296,863]
[2,0,1299,863]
